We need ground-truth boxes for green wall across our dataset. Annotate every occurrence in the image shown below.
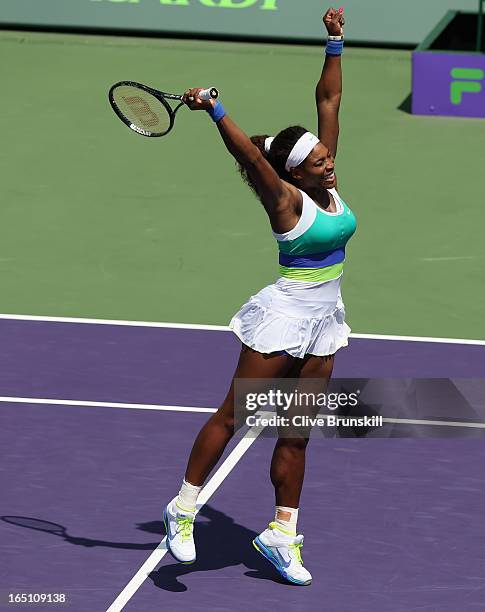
[0,30,484,339]
[0,0,481,46]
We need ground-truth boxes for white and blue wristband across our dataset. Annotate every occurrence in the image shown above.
[326,35,344,56]
[207,100,226,123]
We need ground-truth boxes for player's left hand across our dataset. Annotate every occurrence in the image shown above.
[323,7,345,36]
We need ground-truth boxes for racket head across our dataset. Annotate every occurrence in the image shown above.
[109,81,181,138]
[2,515,67,536]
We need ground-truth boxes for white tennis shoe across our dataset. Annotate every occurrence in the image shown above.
[163,497,196,564]
[253,522,312,586]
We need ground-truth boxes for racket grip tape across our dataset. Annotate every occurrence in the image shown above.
[198,87,219,101]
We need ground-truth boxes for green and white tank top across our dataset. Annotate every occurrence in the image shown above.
[273,188,357,282]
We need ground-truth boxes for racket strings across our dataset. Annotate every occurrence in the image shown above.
[112,86,171,135]
[121,95,160,128]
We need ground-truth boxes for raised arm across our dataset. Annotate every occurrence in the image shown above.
[316,7,345,158]
[183,89,301,233]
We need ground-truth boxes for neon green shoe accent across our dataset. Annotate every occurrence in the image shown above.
[289,541,304,565]
[268,521,296,537]
[176,515,195,542]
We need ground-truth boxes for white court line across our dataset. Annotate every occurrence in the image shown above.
[317,414,485,430]
[1,396,485,429]
[349,332,485,346]
[382,417,485,429]
[420,256,476,262]
[0,396,216,414]
[0,313,227,332]
[0,312,485,345]
[105,412,270,612]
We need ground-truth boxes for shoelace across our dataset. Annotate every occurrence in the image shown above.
[289,536,304,565]
[175,515,194,541]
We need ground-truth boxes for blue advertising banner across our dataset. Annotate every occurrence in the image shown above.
[0,0,481,46]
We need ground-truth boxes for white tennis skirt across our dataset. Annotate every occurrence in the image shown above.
[229,275,350,359]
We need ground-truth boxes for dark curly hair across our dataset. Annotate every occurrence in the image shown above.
[238,125,309,196]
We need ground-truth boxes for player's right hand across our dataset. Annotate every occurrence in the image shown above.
[183,88,214,111]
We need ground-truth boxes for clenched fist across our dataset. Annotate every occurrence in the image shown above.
[323,7,345,37]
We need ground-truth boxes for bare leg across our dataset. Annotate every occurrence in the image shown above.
[270,354,334,508]
[185,345,294,486]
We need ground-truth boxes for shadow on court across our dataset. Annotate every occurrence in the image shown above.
[2,508,285,590]
[1,515,158,550]
[148,505,285,592]
[397,92,412,113]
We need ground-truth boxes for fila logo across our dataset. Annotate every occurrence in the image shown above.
[450,68,485,105]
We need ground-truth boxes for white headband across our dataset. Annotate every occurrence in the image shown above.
[264,137,274,153]
[285,132,320,172]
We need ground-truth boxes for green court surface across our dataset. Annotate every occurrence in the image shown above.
[0,30,483,339]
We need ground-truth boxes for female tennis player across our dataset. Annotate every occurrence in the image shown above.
[163,8,353,586]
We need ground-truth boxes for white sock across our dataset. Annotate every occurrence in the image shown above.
[274,506,299,535]
[175,479,202,513]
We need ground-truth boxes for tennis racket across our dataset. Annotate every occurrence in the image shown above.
[108,81,219,138]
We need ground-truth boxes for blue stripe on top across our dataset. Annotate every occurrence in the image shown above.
[278,247,345,269]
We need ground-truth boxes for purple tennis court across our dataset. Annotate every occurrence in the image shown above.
[2,317,485,611]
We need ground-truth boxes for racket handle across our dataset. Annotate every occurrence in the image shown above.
[198,87,219,101]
